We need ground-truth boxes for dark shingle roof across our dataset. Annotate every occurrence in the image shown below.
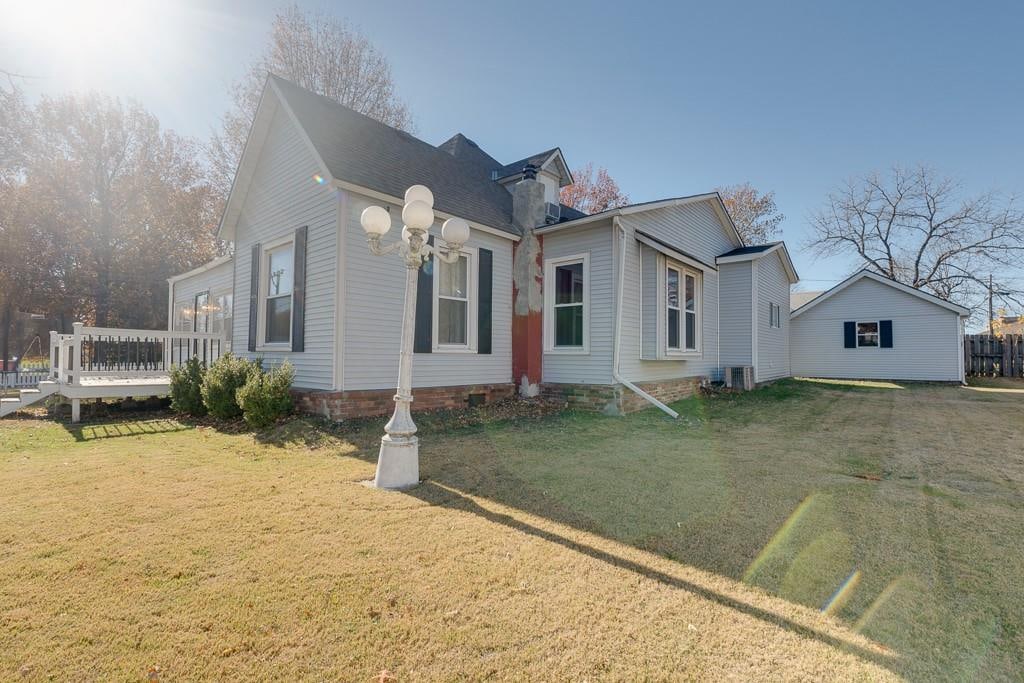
[718,242,783,258]
[558,204,587,222]
[271,76,519,235]
[437,133,502,172]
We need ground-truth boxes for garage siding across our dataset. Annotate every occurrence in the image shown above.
[790,277,962,381]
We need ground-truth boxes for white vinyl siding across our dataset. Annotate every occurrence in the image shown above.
[790,277,962,381]
[231,102,338,389]
[618,202,732,383]
[541,222,615,385]
[342,193,513,390]
[718,261,752,367]
[755,251,791,381]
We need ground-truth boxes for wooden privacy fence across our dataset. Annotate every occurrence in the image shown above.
[964,334,1024,377]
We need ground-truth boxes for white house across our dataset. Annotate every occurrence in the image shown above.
[163,75,966,421]
[790,270,970,382]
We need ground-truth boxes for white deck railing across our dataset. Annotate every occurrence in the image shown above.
[50,323,226,385]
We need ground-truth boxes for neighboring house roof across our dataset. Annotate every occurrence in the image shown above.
[791,269,971,318]
[995,316,1024,334]
[715,241,799,284]
[534,192,744,247]
[790,290,823,310]
[166,255,232,284]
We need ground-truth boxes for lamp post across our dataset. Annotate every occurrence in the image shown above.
[359,185,470,489]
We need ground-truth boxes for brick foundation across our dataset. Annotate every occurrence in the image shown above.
[292,383,515,420]
[543,376,703,415]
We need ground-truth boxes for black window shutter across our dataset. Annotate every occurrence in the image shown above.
[413,236,434,353]
[843,321,856,348]
[291,226,308,352]
[477,248,493,354]
[248,243,260,352]
[880,320,893,348]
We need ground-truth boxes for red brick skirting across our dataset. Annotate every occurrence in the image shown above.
[292,383,515,420]
[543,376,703,415]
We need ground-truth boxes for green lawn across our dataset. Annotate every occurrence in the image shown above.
[1,379,1022,680]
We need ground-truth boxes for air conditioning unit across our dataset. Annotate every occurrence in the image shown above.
[724,366,755,391]
[544,202,561,224]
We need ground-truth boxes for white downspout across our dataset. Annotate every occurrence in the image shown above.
[612,217,679,419]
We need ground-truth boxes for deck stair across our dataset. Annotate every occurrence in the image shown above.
[0,380,59,417]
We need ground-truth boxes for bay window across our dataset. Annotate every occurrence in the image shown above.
[666,261,698,354]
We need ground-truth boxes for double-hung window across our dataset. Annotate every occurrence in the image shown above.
[263,242,294,345]
[211,290,233,344]
[666,262,698,353]
[434,250,475,350]
[856,321,879,347]
[194,292,210,333]
[545,254,588,352]
[769,302,781,328]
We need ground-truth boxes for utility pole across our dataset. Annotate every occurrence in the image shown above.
[989,274,995,336]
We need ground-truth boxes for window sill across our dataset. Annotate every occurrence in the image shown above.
[431,346,478,354]
[544,347,590,355]
[256,343,292,352]
[663,350,702,360]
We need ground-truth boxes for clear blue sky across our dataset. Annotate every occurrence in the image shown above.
[3,0,1022,293]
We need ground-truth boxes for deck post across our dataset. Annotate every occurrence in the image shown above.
[49,331,58,379]
[71,398,81,423]
[71,322,83,387]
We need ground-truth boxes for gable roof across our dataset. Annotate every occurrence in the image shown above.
[437,133,502,172]
[790,290,823,310]
[791,269,971,318]
[270,76,521,235]
[495,148,573,186]
[715,241,799,284]
[533,192,744,247]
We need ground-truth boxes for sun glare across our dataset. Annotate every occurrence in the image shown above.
[6,1,157,60]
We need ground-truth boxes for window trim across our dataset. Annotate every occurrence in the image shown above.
[661,257,702,358]
[173,299,194,333]
[256,236,295,351]
[193,290,211,333]
[769,302,781,329]
[544,253,590,355]
[856,320,880,348]
[431,246,479,353]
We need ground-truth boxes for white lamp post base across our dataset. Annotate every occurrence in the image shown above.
[373,435,420,489]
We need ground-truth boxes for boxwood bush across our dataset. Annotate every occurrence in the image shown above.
[201,353,256,420]
[237,361,295,428]
[169,357,207,416]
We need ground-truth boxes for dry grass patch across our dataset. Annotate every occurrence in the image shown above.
[1,379,1021,680]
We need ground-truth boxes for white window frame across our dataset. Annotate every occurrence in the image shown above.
[431,246,478,352]
[173,299,193,332]
[544,253,590,354]
[661,257,701,358]
[769,302,781,329]
[257,236,295,350]
[856,320,880,348]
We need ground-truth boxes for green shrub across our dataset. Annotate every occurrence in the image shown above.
[237,361,295,428]
[169,357,207,416]
[201,353,256,420]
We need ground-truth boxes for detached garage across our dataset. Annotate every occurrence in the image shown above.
[790,270,969,382]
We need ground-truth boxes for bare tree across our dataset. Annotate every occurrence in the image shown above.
[207,4,413,199]
[717,183,784,244]
[807,165,1024,314]
[560,163,630,214]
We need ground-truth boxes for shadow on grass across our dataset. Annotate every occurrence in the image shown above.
[65,419,193,442]
[400,478,897,670]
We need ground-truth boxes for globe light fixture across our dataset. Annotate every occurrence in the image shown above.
[359,185,470,489]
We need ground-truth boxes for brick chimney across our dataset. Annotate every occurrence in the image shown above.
[511,164,547,397]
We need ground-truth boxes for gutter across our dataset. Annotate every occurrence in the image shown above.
[612,217,679,419]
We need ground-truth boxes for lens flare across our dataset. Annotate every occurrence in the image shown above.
[822,569,861,616]
[313,174,326,185]
[743,494,819,583]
